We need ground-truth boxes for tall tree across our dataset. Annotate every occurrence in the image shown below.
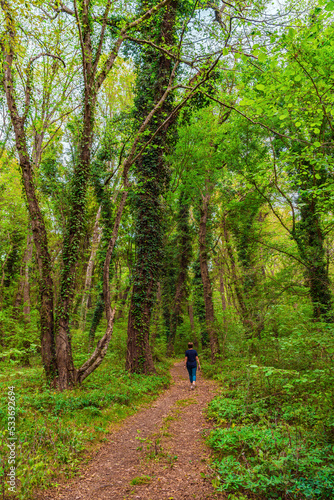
[0,0,175,388]
[126,0,178,373]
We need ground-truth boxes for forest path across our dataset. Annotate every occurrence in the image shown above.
[38,362,224,500]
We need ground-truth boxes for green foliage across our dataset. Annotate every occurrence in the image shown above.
[130,475,152,485]
[173,316,192,355]
[191,258,208,347]
[205,317,334,499]
[0,339,170,499]
[2,1,334,498]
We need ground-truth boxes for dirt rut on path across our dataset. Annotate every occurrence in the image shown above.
[38,362,224,500]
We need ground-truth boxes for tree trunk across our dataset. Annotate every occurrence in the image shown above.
[192,257,208,347]
[188,303,195,333]
[116,284,131,320]
[56,79,96,388]
[126,281,157,373]
[81,206,102,330]
[296,159,332,320]
[295,196,332,320]
[126,0,178,373]
[215,256,228,334]
[22,235,33,322]
[14,234,32,315]
[151,282,162,345]
[223,218,249,325]
[198,189,220,362]
[76,190,128,384]
[1,7,56,381]
[188,303,199,350]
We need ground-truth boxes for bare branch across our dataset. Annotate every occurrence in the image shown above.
[242,173,293,236]
[252,238,307,268]
[29,52,66,67]
[288,48,334,133]
[50,1,74,16]
[131,55,223,165]
[23,53,66,122]
[95,35,124,91]
[73,0,87,88]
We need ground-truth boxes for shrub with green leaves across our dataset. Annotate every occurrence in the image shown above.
[209,422,334,498]
[205,341,334,500]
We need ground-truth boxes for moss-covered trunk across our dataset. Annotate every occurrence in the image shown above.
[126,0,178,373]
[294,165,332,320]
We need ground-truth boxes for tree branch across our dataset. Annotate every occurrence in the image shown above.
[92,0,113,75]
[24,53,66,121]
[198,90,310,145]
[76,188,128,384]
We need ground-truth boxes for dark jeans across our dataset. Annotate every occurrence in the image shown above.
[187,365,197,383]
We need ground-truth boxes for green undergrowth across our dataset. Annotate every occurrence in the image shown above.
[0,348,171,499]
[203,331,334,499]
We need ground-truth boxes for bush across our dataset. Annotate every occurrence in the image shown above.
[205,321,334,500]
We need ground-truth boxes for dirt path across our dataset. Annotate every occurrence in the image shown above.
[38,362,225,500]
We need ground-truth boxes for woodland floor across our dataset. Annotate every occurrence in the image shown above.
[37,361,225,500]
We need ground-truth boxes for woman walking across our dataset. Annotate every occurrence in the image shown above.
[184,342,201,390]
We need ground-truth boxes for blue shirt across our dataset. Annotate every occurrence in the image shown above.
[185,349,198,368]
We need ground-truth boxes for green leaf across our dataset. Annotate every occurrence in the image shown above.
[325,1,334,11]
[314,141,321,147]
[258,52,266,63]
[295,122,301,127]
[239,99,250,106]
[256,84,265,91]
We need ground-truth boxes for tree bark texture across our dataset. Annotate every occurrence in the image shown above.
[192,258,208,347]
[56,81,96,388]
[223,219,249,322]
[150,282,162,345]
[116,284,131,320]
